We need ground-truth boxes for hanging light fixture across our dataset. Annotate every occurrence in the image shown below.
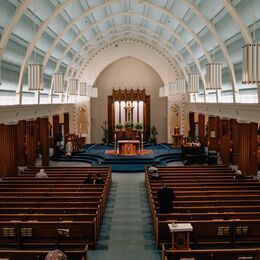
[53,73,65,93]
[242,1,260,84]
[188,73,200,93]
[28,4,43,92]
[176,78,186,94]
[242,44,260,84]
[159,87,165,97]
[28,64,44,91]
[79,82,87,96]
[205,63,222,90]
[188,43,199,93]
[67,78,78,95]
[205,11,222,91]
[92,87,98,98]
[169,82,176,95]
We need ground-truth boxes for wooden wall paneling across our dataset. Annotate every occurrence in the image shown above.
[108,96,113,141]
[198,114,205,145]
[219,119,230,165]
[238,123,251,176]
[188,112,195,137]
[16,120,27,166]
[64,113,69,137]
[26,120,37,166]
[53,115,60,156]
[145,95,151,140]
[249,122,258,176]
[39,117,50,166]
[0,124,17,176]
[230,119,239,165]
[208,116,218,151]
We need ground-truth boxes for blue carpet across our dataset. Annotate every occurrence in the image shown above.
[88,172,161,260]
[52,143,182,172]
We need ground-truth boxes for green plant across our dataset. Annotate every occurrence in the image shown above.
[115,123,123,130]
[135,122,143,130]
[101,124,109,145]
[124,121,134,129]
[150,125,158,144]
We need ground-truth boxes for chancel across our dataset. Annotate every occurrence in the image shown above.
[0,0,260,260]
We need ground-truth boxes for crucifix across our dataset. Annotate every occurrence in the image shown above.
[124,101,134,122]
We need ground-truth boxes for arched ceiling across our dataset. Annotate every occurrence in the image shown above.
[0,0,259,105]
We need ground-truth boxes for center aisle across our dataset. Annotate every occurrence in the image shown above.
[89,172,161,260]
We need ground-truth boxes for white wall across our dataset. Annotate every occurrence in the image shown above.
[90,57,168,143]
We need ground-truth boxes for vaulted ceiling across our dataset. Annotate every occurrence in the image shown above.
[0,0,259,105]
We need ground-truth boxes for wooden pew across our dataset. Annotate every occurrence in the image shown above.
[162,243,260,260]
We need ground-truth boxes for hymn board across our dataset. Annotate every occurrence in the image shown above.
[107,89,150,141]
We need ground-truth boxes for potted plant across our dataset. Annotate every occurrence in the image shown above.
[115,123,123,139]
[115,123,123,130]
[150,125,158,144]
[124,121,134,129]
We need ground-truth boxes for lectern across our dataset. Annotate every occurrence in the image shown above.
[168,223,193,250]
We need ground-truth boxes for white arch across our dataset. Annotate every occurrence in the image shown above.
[65,25,190,80]
[51,13,206,93]
[0,0,32,59]
[220,0,253,44]
[78,40,177,88]
[76,37,187,82]
[8,0,249,104]
[16,0,212,104]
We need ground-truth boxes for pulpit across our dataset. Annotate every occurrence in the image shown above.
[168,223,193,250]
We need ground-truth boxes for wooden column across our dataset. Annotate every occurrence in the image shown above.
[219,118,230,165]
[238,122,258,176]
[208,116,218,151]
[16,120,27,166]
[64,113,70,137]
[39,117,50,166]
[0,124,17,176]
[230,119,239,165]
[26,120,37,166]
[53,115,60,156]
[198,114,205,145]
[188,112,195,137]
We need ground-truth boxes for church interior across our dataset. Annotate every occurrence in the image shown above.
[0,0,260,259]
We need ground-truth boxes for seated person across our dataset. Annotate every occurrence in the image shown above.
[234,170,245,180]
[83,174,94,184]
[94,173,104,184]
[157,183,175,213]
[36,169,48,178]
[45,249,67,260]
[148,164,158,173]
[191,139,201,147]
[150,170,161,180]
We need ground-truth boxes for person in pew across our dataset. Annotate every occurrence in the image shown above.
[234,170,245,180]
[148,164,158,173]
[150,170,162,180]
[94,173,104,184]
[35,168,48,179]
[157,183,175,213]
[45,249,67,260]
[83,174,94,184]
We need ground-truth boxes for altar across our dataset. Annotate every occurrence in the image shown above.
[117,140,140,156]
